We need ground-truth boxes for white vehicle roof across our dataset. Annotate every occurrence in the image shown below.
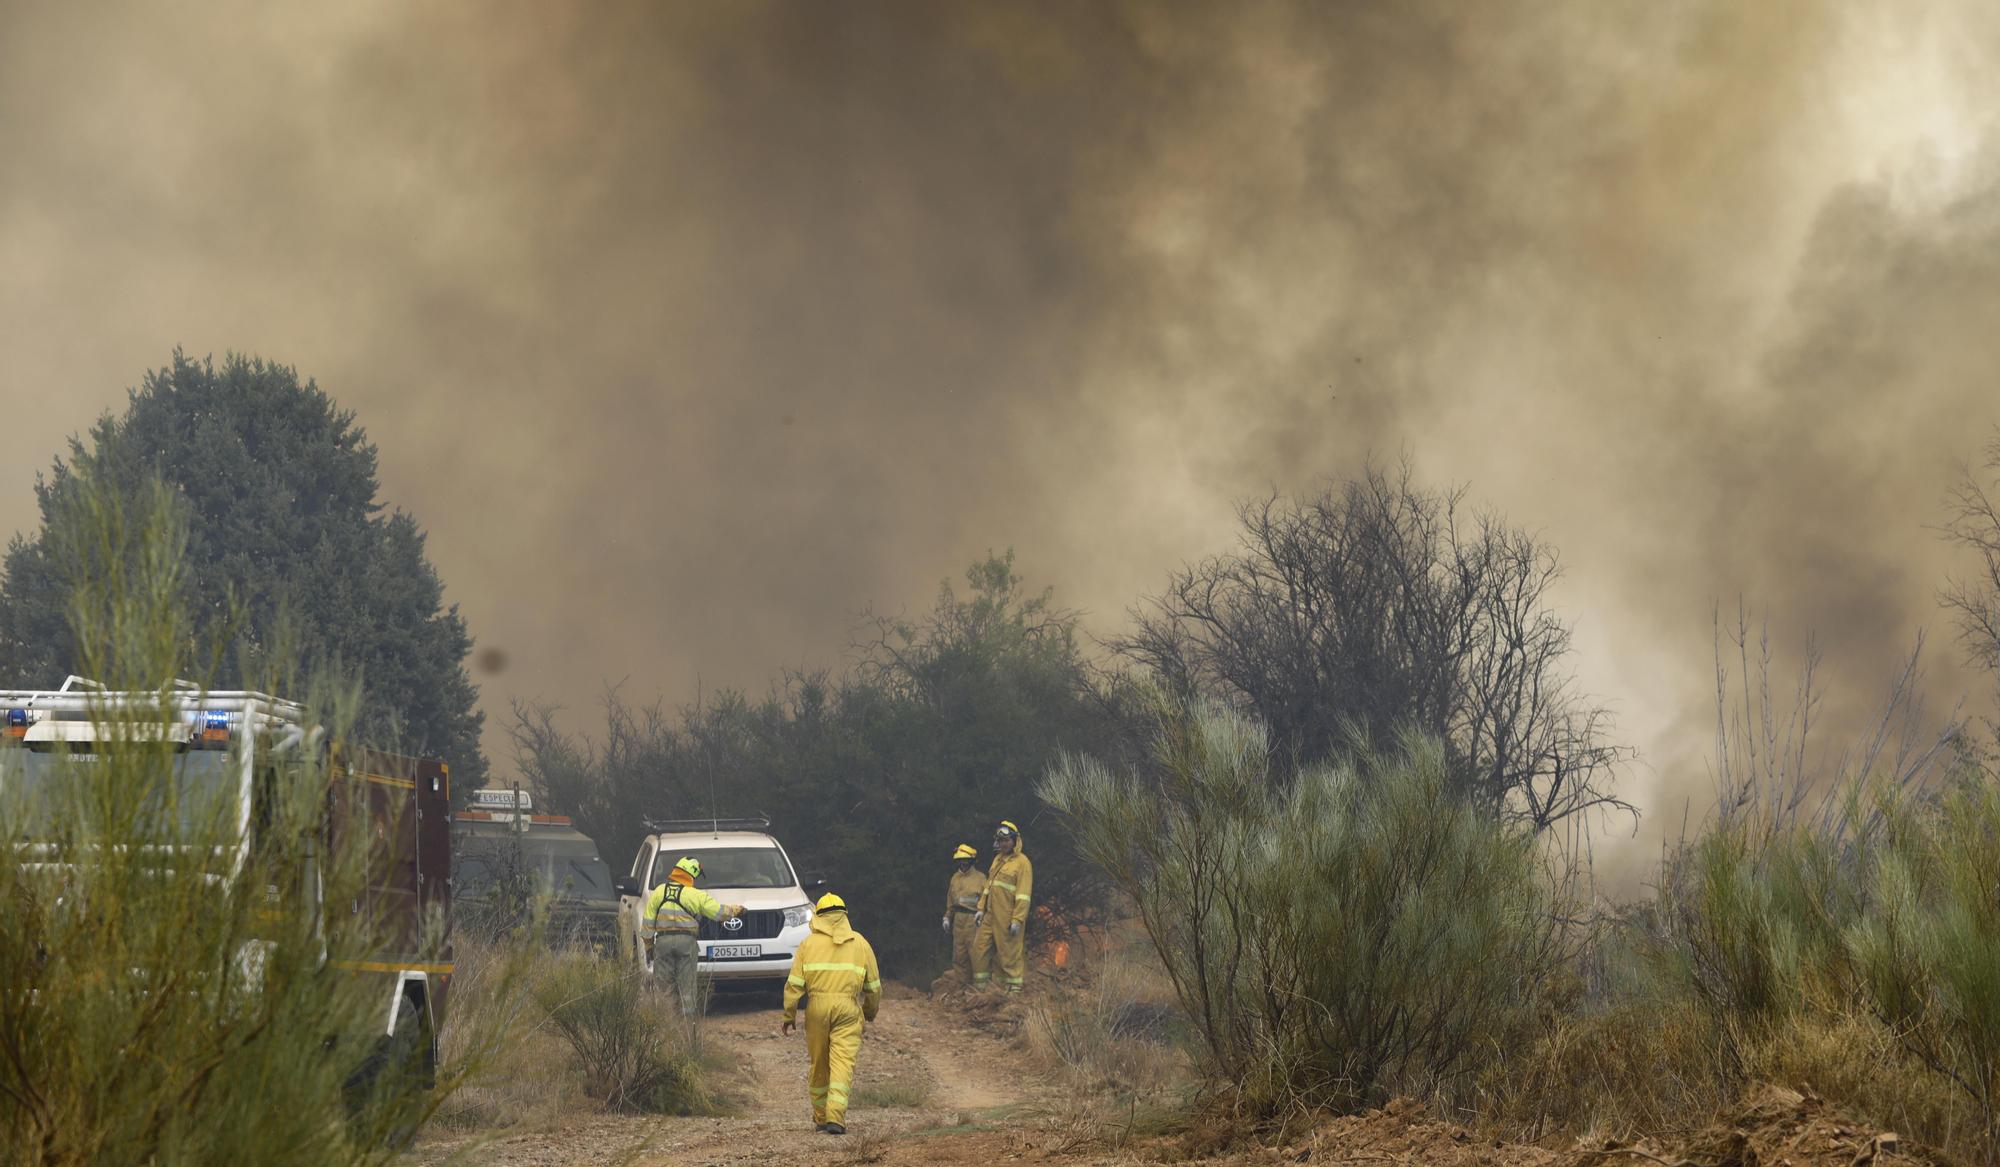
[0,680,305,733]
[648,830,781,848]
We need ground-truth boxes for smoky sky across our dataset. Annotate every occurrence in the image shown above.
[5,1,2000,861]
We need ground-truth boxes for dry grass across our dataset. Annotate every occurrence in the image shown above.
[853,1070,936,1110]
[1739,1011,1971,1158]
[1479,997,1728,1140]
[428,937,592,1134]
[833,1128,895,1163]
[1024,930,1188,1096]
[1482,993,1979,1160]
[1009,930,1195,1155]
[429,937,738,1135]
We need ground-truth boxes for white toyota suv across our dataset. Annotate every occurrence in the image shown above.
[614,818,818,990]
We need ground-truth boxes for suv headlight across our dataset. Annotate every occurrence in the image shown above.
[782,904,811,929]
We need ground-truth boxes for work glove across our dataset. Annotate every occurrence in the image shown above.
[780,1017,796,1037]
[941,915,952,933]
[723,904,745,919]
[1008,920,1021,938]
[972,910,985,928]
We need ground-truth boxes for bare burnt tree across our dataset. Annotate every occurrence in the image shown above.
[1113,462,1628,831]
[511,692,699,878]
[1942,435,2000,705]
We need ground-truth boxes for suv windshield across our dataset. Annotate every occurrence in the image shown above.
[0,744,240,839]
[457,835,618,905]
[653,846,795,890]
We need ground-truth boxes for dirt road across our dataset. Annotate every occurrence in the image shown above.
[410,982,1935,1167]
[412,984,1080,1167]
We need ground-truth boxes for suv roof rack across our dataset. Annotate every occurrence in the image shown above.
[644,815,771,835]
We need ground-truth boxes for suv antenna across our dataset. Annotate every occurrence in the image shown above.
[697,676,720,839]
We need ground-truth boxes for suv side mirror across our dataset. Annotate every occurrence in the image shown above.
[801,873,828,894]
[614,877,641,898]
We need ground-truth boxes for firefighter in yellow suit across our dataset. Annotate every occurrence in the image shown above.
[780,892,881,1135]
[942,843,986,979]
[970,820,1033,993]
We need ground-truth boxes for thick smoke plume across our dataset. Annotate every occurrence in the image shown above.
[4,2,1999,854]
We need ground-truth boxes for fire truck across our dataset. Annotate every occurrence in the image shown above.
[0,678,454,1091]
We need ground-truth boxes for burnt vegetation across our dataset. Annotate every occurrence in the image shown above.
[1114,462,1629,831]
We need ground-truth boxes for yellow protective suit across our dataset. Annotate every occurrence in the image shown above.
[971,839,1033,992]
[782,910,881,1126]
[945,865,986,978]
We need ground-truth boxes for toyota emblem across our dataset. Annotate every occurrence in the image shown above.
[722,916,745,932]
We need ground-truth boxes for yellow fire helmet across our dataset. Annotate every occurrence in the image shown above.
[994,820,1020,841]
[815,892,847,914]
[674,856,702,880]
[952,843,977,860]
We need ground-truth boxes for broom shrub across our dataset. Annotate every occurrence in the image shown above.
[1041,697,1564,1115]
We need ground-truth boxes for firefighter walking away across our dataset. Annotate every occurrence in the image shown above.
[645,856,745,1019]
[942,843,985,980]
[781,893,881,1134]
[971,820,1032,993]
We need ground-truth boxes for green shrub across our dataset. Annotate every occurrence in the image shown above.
[1533,623,1997,1157]
[1652,819,1855,1049]
[1845,773,2000,1146]
[528,950,718,1114]
[1041,696,1563,1115]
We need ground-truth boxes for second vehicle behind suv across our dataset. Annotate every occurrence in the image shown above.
[615,818,816,992]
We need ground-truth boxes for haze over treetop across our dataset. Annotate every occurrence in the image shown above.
[2,3,1995,832]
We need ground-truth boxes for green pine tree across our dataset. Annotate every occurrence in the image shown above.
[0,351,486,787]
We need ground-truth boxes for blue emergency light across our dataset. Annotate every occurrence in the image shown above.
[190,708,233,748]
[5,710,26,728]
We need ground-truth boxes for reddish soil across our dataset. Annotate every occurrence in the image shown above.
[1177,1085,1929,1167]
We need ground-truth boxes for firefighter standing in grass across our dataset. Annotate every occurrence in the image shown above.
[970,820,1033,993]
[644,856,745,1018]
[941,843,986,979]
[780,893,881,1135]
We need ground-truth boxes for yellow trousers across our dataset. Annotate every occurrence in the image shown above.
[969,915,1026,991]
[950,911,979,978]
[805,996,864,1124]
